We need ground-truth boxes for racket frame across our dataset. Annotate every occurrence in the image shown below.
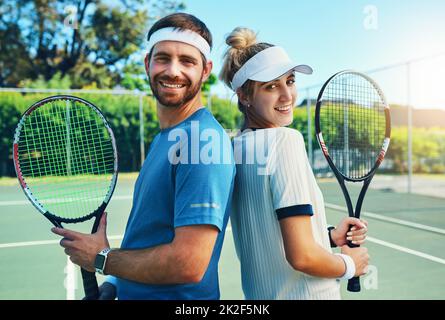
[13,95,118,226]
[12,95,119,299]
[315,70,391,292]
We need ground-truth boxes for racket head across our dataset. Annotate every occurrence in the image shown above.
[12,95,118,224]
[315,70,391,182]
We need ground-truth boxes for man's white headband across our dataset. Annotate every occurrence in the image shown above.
[231,46,313,91]
[147,27,211,61]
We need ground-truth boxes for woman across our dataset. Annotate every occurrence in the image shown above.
[220,27,369,300]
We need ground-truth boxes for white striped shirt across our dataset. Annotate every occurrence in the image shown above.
[231,127,341,300]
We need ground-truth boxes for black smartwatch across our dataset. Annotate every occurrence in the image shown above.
[95,248,112,275]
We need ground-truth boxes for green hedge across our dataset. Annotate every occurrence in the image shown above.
[386,127,445,174]
[291,107,445,174]
[0,92,244,176]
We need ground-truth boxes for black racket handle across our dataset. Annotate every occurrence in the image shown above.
[347,244,361,292]
[81,267,99,300]
[347,224,361,292]
[81,211,106,300]
[348,276,361,292]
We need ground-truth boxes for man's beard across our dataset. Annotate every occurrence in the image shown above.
[149,74,203,108]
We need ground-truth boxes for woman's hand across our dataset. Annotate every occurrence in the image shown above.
[330,217,368,247]
[341,245,370,276]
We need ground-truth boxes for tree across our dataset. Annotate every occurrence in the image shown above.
[120,61,150,91]
[0,0,185,88]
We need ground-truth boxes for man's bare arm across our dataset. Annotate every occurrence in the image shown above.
[104,224,219,284]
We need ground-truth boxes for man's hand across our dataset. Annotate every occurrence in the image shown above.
[51,212,110,271]
[331,217,368,247]
[82,282,116,300]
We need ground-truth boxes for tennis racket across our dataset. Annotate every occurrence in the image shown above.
[12,95,118,300]
[315,70,391,292]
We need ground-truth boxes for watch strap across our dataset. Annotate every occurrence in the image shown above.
[95,248,112,275]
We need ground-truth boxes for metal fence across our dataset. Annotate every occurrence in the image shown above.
[0,87,151,168]
[1,51,444,194]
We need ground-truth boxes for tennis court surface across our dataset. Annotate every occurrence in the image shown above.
[1,174,444,299]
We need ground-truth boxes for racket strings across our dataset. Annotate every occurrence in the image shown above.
[320,73,387,179]
[20,103,113,217]
[20,103,96,216]
[16,99,116,219]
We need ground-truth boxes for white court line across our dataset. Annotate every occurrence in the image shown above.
[1,232,444,266]
[3,198,443,237]
[2,228,445,300]
[0,195,133,206]
[64,235,124,300]
[66,257,76,300]
[0,239,58,248]
[367,236,445,265]
[0,235,124,249]
[325,203,445,235]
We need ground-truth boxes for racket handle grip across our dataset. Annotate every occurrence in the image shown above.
[81,268,99,300]
[348,276,361,292]
[347,229,361,292]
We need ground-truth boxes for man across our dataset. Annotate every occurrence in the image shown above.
[52,13,236,300]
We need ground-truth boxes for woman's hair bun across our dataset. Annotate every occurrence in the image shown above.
[225,27,257,50]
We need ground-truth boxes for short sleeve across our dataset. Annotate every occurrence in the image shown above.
[173,135,235,231]
[105,275,118,286]
[268,129,314,220]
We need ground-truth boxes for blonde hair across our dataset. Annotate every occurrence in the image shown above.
[219,27,273,126]
[219,27,273,90]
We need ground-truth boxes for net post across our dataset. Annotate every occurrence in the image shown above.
[406,62,412,194]
[139,92,145,168]
[342,78,349,177]
[66,100,72,175]
[207,90,212,112]
[306,88,313,166]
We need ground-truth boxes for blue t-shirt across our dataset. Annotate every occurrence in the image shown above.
[112,108,235,299]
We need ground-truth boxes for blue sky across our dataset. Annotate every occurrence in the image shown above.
[180,0,445,108]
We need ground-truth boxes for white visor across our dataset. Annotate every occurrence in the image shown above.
[147,27,211,61]
[231,46,312,91]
